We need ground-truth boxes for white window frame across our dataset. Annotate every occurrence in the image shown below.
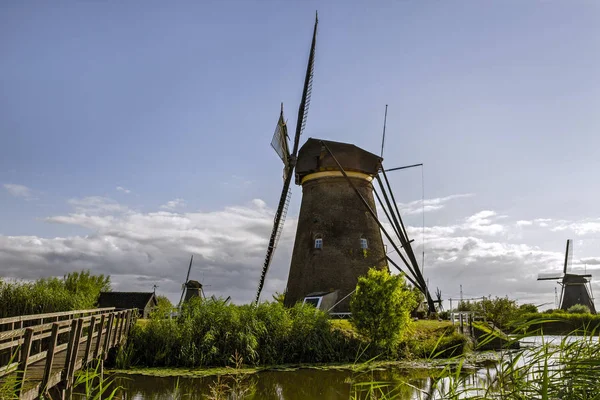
[360,238,368,249]
[314,238,323,249]
[303,296,323,309]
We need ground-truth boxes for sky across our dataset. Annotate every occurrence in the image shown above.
[1,1,599,310]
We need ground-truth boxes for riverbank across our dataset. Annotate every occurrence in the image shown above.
[109,350,501,378]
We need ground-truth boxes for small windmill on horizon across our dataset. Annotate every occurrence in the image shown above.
[538,239,596,313]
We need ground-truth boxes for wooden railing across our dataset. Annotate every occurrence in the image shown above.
[0,308,135,400]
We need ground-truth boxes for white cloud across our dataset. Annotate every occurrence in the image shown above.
[116,186,131,194]
[160,198,186,210]
[397,193,473,215]
[0,197,294,304]
[462,210,504,235]
[67,196,128,215]
[3,183,34,199]
[516,220,533,227]
[552,220,600,235]
[4,193,600,309]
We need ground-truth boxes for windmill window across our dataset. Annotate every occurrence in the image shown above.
[303,296,323,309]
[360,238,368,249]
[315,238,323,249]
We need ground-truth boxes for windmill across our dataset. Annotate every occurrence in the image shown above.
[254,13,435,314]
[178,255,207,308]
[537,239,596,313]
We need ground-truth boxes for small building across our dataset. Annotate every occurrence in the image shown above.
[97,292,158,319]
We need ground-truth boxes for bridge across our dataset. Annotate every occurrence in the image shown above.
[0,307,134,400]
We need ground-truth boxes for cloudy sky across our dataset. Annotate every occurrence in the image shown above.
[1,1,599,310]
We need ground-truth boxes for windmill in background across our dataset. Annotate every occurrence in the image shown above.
[538,239,596,313]
[178,255,207,308]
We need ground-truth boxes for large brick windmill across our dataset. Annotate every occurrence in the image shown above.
[254,13,435,314]
[538,239,596,313]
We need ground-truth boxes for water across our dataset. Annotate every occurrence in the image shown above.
[97,336,599,399]
[108,363,497,400]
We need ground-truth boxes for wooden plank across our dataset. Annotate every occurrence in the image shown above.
[93,314,105,360]
[15,327,34,396]
[0,318,78,343]
[40,323,59,394]
[62,319,78,382]
[66,319,84,388]
[82,316,96,365]
[102,314,115,360]
[114,312,124,347]
[123,309,132,344]
[0,307,115,326]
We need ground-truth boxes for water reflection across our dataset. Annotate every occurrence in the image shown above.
[107,365,497,400]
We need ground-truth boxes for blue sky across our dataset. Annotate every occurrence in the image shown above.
[1,1,599,308]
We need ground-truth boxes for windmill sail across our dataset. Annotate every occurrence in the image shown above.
[270,104,290,167]
[254,13,318,304]
[564,239,573,274]
[178,255,193,307]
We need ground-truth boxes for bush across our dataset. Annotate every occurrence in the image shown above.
[350,268,417,353]
[567,304,591,314]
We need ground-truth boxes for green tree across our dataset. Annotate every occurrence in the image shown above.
[151,295,175,319]
[457,300,478,312]
[350,268,417,351]
[64,270,111,309]
[480,296,519,331]
[518,303,538,314]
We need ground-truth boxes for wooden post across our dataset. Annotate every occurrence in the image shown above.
[116,311,125,345]
[65,319,84,389]
[116,311,125,344]
[83,316,96,365]
[123,310,132,343]
[62,320,79,383]
[110,313,119,347]
[102,314,115,360]
[41,323,60,394]
[15,327,34,396]
[94,314,106,360]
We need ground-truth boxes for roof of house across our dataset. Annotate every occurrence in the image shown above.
[97,292,157,310]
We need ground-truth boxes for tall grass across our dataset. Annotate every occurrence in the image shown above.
[128,299,369,368]
[349,316,600,399]
[0,270,110,318]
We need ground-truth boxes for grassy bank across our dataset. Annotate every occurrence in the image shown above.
[514,312,600,335]
[120,301,469,370]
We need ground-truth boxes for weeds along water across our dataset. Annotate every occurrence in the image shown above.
[111,316,600,399]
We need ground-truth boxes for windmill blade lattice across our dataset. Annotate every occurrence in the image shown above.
[254,13,318,304]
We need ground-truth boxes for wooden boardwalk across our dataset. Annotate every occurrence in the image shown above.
[0,308,134,400]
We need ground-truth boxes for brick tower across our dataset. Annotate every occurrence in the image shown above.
[283,138,387,313]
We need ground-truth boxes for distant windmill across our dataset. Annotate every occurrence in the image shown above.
[178,255,207,308]
[538,239,596,313]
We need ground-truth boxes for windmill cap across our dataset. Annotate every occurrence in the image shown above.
[295,138,382,184]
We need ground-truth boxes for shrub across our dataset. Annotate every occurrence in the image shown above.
[567,304,591,314]
[350,268,417,352]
